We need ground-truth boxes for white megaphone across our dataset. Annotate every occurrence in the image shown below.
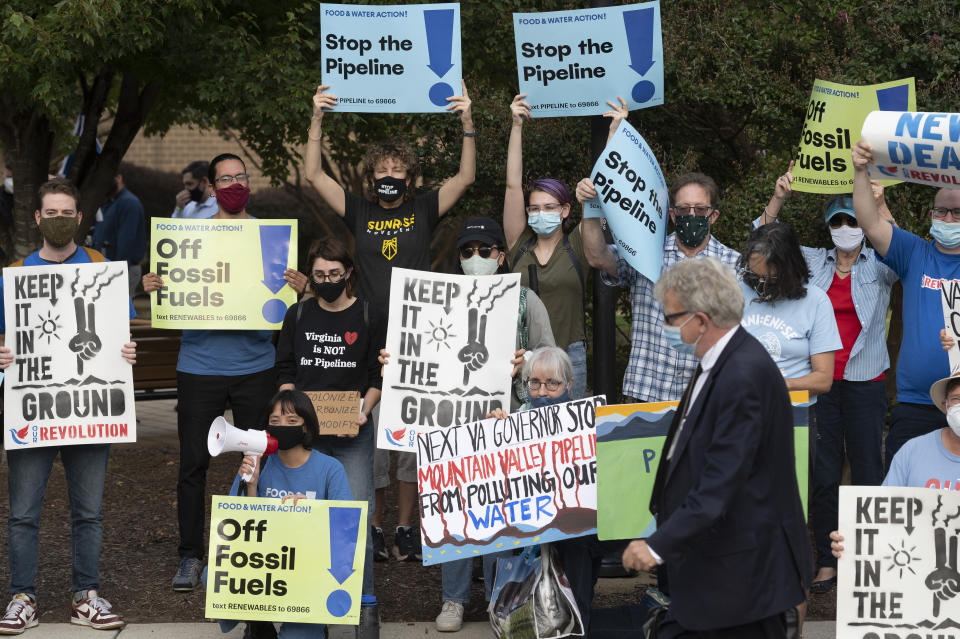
[207,416,279,482]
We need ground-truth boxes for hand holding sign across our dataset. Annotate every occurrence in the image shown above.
[312,84,338,122]
[603,96,629,138]
[445,80,472,127]
[852,140,875,172]
[510,94,531,125]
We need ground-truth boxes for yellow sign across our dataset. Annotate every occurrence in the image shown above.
[792,78,916,194]
[149,218,298,329]
[205,496,367,625]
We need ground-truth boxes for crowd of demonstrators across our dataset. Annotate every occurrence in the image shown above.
[92,171,146,296]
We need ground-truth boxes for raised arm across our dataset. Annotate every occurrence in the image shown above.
[305,84,346,217]
[759,160,794,227]
[437,80,476,217]
[503,94,531,248]
[604,96,628,145]
[852,141,893,256]
[576,178,618,277]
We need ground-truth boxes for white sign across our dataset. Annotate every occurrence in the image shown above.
[3,262,136,448]
[941,279,960,375]
[862,111,960,188]
[377,268,520,451]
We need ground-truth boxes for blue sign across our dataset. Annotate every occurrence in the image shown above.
[320,3,462,113]
[513,2,664,118]
[584,121,668,283]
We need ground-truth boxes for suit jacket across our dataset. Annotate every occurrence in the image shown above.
[647,326,812,631]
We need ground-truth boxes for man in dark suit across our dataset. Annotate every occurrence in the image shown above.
[623,257,811,638]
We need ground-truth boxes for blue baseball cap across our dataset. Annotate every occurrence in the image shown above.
[824,196,856,223]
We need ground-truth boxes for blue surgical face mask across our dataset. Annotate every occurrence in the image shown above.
[530,389,571,409]
[931,220,960,249]
[663,314,699,356]
[528,212,562,237]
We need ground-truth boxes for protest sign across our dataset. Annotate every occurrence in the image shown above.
[595,392,810,540]
[862,111,960,189]
[791,77,916,194]
[836,486,960,639]
[206,496,367,624]
[416,395,606,565]
[149,218,297,330]
[377,268,520,452]
[940,279,960,375]
[305,391,363,436]
[320,3,462,113]
[583,119,668,283]
[3,262,135,449]
[512,2,663,118]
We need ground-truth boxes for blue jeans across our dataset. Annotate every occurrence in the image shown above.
[7,444,110,597]
[441,553,505,603]
[314,414,376,597]
[885,402,946,474]
[812,380,886,569]
[566,340,587,400]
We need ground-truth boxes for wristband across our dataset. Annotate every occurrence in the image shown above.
[463,130,475,137]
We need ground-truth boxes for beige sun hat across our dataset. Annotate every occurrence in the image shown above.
[930,368,960,414]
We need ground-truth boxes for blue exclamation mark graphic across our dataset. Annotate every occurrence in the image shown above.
[326,506,362,617]
[424,9,456,107]
[259,225,291,323]
[623,7,657,104]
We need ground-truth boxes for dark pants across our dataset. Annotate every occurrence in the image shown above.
[177,369,276,559]
[553,536,627,631]
[884,402,946,474]
[656,610,790,639]
[812,380,886,569]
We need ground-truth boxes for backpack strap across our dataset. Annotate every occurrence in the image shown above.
[81,247,107,263]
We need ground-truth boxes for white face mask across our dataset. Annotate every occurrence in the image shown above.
[948,404,960,438]
[2,177,12,194]
[461,255,500,276]
[830,225,863,252]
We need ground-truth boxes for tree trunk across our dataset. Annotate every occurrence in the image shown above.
[3,110,53,262]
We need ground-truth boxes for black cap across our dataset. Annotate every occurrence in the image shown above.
[457,216,505,248]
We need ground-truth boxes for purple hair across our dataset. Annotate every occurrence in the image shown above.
[527,178,571,205]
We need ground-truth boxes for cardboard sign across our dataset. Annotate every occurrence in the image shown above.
[417,395,606,565]
[595,391,810,540]
[862,111,960,188]
[836,485,960,638]
[377,268,520,451]
[941,279,960,375]
[320,3,462,113]
[206,496,367,624]
[791,77,916,194]
[583,119,669,283]
[3,262,136,449]
[305,390,363,436]
[149,218,298,330]
[512,2,663,117]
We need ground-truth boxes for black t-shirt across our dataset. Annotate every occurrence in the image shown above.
[343,190,440,313]
[275,297,387,393]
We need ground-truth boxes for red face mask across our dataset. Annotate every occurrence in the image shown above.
[215,183,250,213]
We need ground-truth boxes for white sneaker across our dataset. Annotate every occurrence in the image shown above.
[0,594,38,635]
[435,600,464,632]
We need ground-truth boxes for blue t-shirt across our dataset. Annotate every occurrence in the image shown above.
[228,448,354,501]
[884,429,960,489]
[882,227,960,404]
[177,329,274,375]
[0,247,136,334]
[740,281,842,380]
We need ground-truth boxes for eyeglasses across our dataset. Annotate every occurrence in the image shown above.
[663,309,691,325]
[459,245,500,259]
[671,205,714,216]
[526,203,564,214]
[527,379,563,391]
[312,270,346,282]
[828,214,858,229]
[931,207,960,221]
[215,173,249,186]
[743,270,778,284]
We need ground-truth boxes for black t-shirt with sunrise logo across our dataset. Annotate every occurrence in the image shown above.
[343,190,440,314]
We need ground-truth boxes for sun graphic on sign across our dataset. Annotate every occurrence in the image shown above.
[33,310,62,344]
[425,318,456,352]
[883,539,921,578]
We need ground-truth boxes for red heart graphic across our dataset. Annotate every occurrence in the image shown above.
[344,331,358,345]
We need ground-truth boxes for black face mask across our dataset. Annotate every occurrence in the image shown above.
[311,278,347,303]
[188,186,205,202]
[374,176,406,203]
[674,214,711,248]
[266,425,306,450]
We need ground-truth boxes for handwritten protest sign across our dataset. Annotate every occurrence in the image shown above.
[416,395,606,565]
[305,391,363,436]
[320,3,462,113]
[3,262,135,449]
[377,269,520,451]
[836,486,960,639]
[583,119,668,283]
[595,392,810,540]
[512,2,663,118]
[862,111,960,189]
[940,279,960,375]
[206,496,367,624]
[149,218,297,330]
[791,78,916,194]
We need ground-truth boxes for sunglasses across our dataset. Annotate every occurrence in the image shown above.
[459,245,500,259]
[828,214,858,229]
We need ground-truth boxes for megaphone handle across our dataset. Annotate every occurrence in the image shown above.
[240,452,260,483]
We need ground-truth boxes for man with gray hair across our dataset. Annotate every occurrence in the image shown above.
[623,257,811,638]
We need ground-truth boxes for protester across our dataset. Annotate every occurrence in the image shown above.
[0,178,136,633]
[623,257,810,637]
[142,153,308,591]
[172,160,217,219]
[305,82,475,562]
[502,95,593,398]
[93,171,146,296]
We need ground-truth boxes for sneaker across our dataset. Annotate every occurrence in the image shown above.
[393,525,421,562]
[435,601,464,632]
[0,594,37,635]
[71,590,124,630]
[172,557,203,591]
[371,526,389,562]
